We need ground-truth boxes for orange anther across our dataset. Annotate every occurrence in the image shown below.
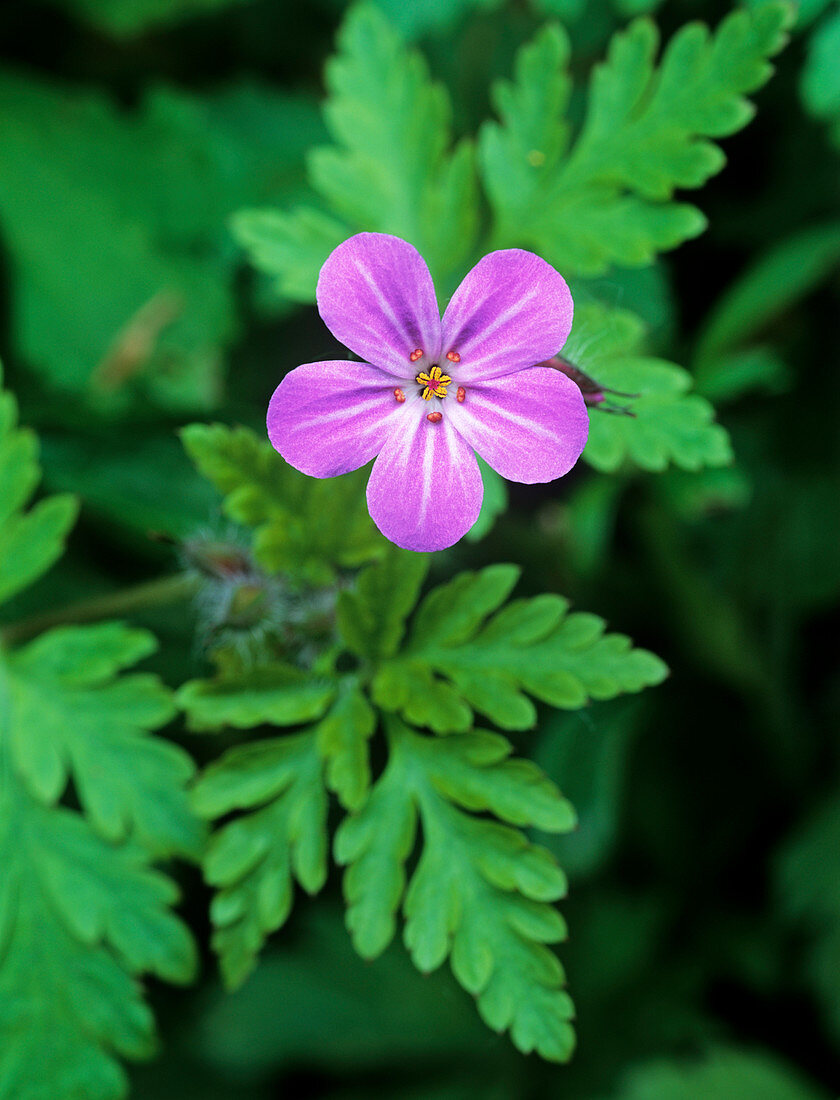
[426,411,443,423]
[409,349,423,362]
[456,387,466,403]
[446,351,460,363]
[394,388,406,403]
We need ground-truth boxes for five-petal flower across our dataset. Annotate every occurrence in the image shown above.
[267,232,589,552]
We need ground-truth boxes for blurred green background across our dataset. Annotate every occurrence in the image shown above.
[0,0,838,1097]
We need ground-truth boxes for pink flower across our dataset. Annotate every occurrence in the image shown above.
[267,233,589,552]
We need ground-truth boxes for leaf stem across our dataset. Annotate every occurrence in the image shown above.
[0,573,199,646]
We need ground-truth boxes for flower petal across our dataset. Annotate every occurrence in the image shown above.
[440,249,574,382]
[317,233,442,378]
[267,360,400,477]
[447,366,589,484]
[366,414,483,552]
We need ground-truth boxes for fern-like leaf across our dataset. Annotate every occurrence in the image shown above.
[335,719,577,1061]
[181,423,384,585]
[480,5,792,273]
[231,2,478,298]
[372,564,668,733]
[0,363,198,1098]
[566,303,733,473]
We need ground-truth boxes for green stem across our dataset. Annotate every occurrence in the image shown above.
[0,573,199,647]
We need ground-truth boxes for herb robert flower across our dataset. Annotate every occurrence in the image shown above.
[267,233,589,552]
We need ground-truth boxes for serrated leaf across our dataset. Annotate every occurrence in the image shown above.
[192,731,329,988]
[6,624,201,858]
[0,367,199,1096]
[336,720,577,1061]
[0,374,78,609]
[181,423,384,585]
[565,303,733,472]
[0,797,196,1100]
[337,546,431,660]
[178,659,336,733]
[230,207,349,303]
[374,566,667,733]
[233,3,479,300]
[315,682,378,811]
[480,5,791,273]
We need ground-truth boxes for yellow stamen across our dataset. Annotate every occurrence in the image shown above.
[415,363,452,401]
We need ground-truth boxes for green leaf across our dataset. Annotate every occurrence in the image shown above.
[315,682,378,812]
[233,2,479,300]
[192,730,329,988]
[801,5,840,144]
[0,366,199,1096]
[0,77,321,413]
[335,720,577,1061]
[189,677,378,984]
[178,658,336,733]
[6,623,201,857]
[229,207,349,304]
[566,303,733,472]
[0,370,77,609]
[181,423,384,585]
[607,1045,828,1100]
[0,795,196,1100]
[374,565,668,733]
[337,547,431,660]
[480,5,791,273]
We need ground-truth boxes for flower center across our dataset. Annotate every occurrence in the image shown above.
[416,364,452,401]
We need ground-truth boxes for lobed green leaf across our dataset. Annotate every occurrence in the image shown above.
[232,2,480,299]
[0,367,200,1095]
[337,546,430,660]
[182,423,384,585]
[480,4,792,273]
[192,732,329,988]
[7,624,200,858]
[374,565,668,733]
[178,659,336,733]
[335,720,577,1061]
[566,303,733,473]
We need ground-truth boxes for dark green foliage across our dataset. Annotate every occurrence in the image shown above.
[0,0,837,1096]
